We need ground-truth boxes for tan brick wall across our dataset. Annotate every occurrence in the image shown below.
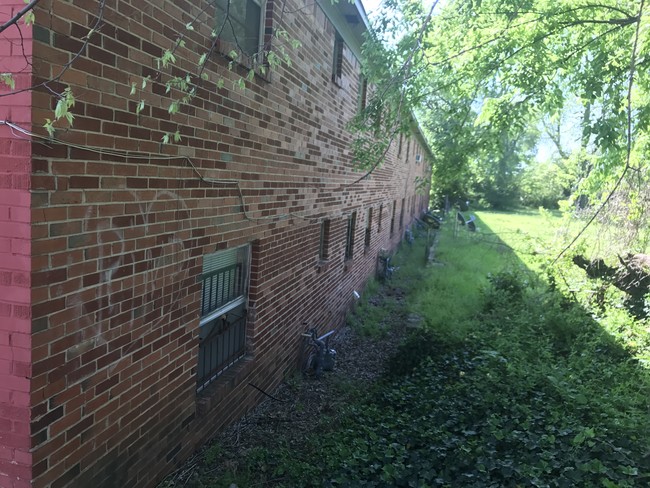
[26,0,431,486]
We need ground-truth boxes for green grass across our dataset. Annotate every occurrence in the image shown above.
[189,210,650,487]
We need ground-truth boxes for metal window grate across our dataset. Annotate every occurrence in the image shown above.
[201,263,245,316]
[365,208,373,247]
[197,311,247,391]
[332,32,344,84]
[345,211,356,260]
[198,245,250,391]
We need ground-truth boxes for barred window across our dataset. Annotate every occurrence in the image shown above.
[198,245,250,391]
[319,219,331,261]
[364,208,373,248]
[345,212,357,260]
[332,31,344,86]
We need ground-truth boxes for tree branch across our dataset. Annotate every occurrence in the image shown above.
[0,0,41,35]
[553,0,646,264]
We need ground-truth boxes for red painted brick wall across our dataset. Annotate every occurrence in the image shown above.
[26,0,432,486]
[0,2,33,487]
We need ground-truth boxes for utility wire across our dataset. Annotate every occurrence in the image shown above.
[0,120,381,224]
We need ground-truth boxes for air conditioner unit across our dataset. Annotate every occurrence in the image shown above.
[415,154,422,163]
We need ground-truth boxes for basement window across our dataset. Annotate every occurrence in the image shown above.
[197,245,250,391]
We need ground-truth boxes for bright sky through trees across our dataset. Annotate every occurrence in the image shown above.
[360,0,575,163]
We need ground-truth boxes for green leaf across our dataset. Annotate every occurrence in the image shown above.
[44,119,54,137]
[23,7,35,26]
[0,73,15,90]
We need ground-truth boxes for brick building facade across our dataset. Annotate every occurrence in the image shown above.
[0,0,431,486]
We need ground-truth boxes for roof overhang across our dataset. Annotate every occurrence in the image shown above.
[317,0,370,60]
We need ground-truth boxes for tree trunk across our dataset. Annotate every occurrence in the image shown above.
[573,253,650,318]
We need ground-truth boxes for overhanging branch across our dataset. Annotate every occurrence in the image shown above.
[0,0,41,35]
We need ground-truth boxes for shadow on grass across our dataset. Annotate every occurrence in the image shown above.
[176,213,650,487]
[378,212,650,487]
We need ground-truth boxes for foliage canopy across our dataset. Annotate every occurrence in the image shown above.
[362,0,650,215]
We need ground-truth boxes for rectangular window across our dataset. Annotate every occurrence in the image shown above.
[345,211,357,260]
[399,198,405,229]
[197,245,250,391]
[398,134,403,157]
[216,0,265,60]
[390,201,396,236]
[332,31,344,86]
[364,208,373,249]
[358,76,368,111]
[319,219,331,261]
[378,204,383,233]
[406,138,411,160]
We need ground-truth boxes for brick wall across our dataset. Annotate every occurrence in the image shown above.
[0,2,33,487]
[25,0,431,486]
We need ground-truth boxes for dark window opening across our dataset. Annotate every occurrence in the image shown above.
[378,204,383,233]
[215,0,269,67]
[319,219,331,261]
[332,31,344,86]
[345,211,357,260]
[364,208,373,249]
[359,76,368,111]
[197,245,250,391]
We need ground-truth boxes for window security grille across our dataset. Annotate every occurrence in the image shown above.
[345,212,357,260]
[197,310,247,391]
[332,32,344,85]
[197,245,250,390]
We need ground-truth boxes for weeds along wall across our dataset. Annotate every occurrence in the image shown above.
[22,0,431,486]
